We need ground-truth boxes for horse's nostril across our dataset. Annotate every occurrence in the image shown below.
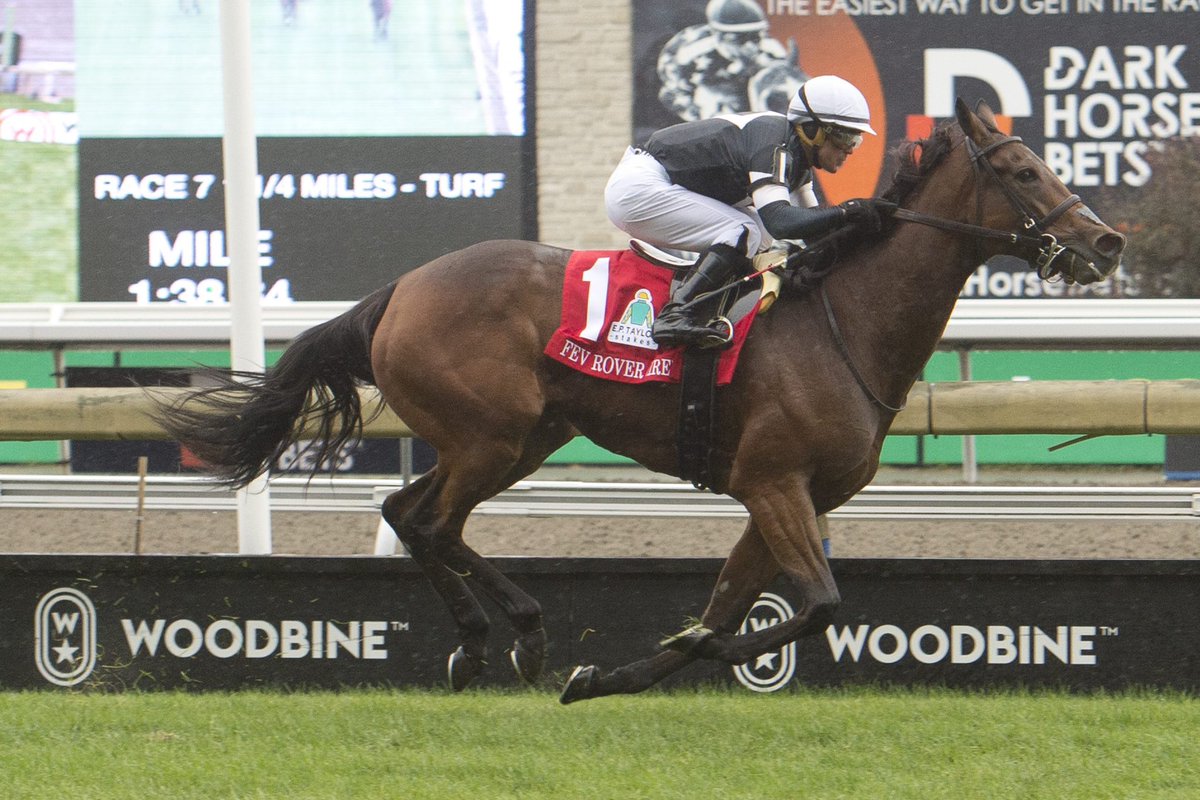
[1097,232,1126,258]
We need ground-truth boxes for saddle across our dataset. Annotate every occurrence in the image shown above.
[544,243,799,491]
[630,240,786,491]
[630,240,783,314]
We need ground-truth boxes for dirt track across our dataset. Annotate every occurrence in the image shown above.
[3,464,1197,559]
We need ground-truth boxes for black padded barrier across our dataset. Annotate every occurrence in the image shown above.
[4,556,1197,692]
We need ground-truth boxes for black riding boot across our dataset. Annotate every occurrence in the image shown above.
[651,243,749,349]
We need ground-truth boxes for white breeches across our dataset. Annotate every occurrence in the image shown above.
[604,147,770,257]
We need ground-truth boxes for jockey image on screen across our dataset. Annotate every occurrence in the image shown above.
[606,75,893,350]
[656,0,804,121]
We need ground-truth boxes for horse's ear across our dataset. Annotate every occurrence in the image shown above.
[955,97,991,145]
[973,99,999,129]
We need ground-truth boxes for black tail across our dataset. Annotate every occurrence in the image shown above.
[151,281,397,488]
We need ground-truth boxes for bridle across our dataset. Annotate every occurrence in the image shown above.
[889,132,1103,284]
[705,126,1108,415]
[816,128,1101,415]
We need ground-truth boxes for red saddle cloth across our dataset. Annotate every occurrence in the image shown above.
[543,249,758,385]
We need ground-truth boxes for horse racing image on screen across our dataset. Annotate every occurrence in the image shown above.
[68,0,533,303]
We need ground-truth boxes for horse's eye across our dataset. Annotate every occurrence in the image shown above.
[1015,168,1038,183]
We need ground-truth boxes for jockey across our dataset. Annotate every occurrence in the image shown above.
[605,74,893,350]
[656,0,793,121]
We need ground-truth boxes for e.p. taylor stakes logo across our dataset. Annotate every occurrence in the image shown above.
[606,288,659,350]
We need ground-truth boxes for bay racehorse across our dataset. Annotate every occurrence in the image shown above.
[153,100,1125,703]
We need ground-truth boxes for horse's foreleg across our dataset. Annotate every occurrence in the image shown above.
[665,484,840,664]
[381,473,492,691]
[560,518,779,703]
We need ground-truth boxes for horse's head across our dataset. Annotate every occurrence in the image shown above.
[954,98,1126,285]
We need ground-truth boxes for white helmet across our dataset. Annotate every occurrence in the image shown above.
[705,0,768,33]
[786,75,876,135]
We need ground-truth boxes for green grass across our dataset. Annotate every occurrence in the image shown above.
[0,92,77,302]
[0,687,1196,799]
[0,93,73,113]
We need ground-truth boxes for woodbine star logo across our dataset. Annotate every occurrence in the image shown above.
[34,588,98,687]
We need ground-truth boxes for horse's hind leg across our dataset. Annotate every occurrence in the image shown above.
[561,517,780,703]
[386,420,575,689]
[427,420,575,685]
[381,472,493,690]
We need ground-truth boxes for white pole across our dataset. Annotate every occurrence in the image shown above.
[958,348,978,485]
[219,0,271,554]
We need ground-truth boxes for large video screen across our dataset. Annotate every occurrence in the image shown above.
[1,0,533,303]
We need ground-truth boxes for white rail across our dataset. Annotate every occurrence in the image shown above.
[0,301,353,348]
[2,299,1200,349]
[1,475,1196,521]
[2,298,1197,522]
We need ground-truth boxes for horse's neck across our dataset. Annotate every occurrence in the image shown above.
[824,175,981,409]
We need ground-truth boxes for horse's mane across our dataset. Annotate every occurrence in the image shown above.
[880,117,960,206]
[785,118,963,289]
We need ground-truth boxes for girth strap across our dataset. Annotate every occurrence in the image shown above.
[678,348,719,490]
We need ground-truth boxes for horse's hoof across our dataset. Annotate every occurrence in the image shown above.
[509,630,546,685]
[659,623,715,656]
[559,665,599,705]
[447,646,487,692]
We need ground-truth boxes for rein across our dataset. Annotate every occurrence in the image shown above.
[819,285,906,414]
[889,206,1037,246]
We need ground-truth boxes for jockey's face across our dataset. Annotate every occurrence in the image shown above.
[814,137,853,173]
[799,124,862,174]
[714,30,764,63]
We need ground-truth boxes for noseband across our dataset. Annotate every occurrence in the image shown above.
[890,132,1100,283]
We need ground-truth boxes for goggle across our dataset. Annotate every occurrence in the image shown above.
[823,126,863,153]
[715,30,761,45]
[796,85,867,153]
